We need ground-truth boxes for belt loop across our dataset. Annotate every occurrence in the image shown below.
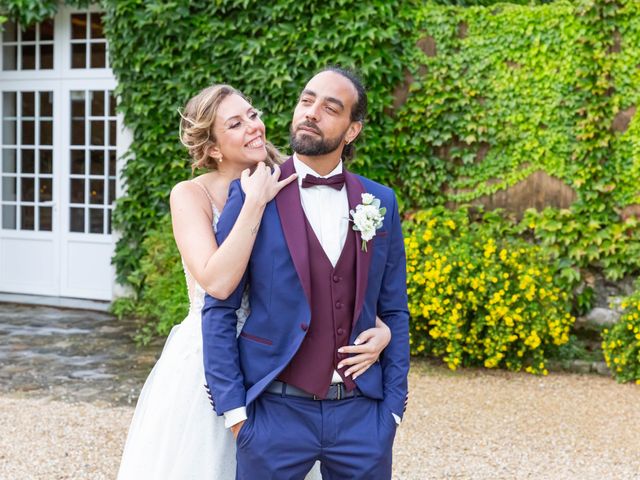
[337,383,343,400]
[280,381,286,397]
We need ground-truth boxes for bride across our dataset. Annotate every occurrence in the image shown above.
[117,84,392,479]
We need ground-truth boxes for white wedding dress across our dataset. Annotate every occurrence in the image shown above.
[118,195,322,479]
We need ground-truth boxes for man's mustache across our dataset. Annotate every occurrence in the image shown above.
[295,121,322,136]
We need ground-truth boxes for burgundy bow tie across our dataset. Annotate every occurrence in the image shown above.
[301,173,345,191]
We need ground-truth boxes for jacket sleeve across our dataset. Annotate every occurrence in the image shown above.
[377,192,410,420]
[202,180,248,415]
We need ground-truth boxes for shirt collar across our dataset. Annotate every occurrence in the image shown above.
[293,154,343,188]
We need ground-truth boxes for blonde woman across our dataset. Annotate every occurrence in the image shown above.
[117,85,391,479]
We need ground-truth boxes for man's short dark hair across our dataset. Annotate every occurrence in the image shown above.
[319,66,367,161]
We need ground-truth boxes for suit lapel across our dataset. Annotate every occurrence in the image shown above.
[275,157,312,306]
[344,169,372,327]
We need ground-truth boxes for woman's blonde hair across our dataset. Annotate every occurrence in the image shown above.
[179,84,284,172]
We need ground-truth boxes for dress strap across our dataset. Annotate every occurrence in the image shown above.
[191,179,216,207]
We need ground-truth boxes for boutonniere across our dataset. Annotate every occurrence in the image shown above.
[350,193,386,252]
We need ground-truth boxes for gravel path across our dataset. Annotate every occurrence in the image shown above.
[2,361,639,479]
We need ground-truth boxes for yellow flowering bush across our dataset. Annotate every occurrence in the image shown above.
[404,207,575,374]
[602,284,640,384]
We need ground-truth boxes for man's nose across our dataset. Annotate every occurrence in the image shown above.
[305,102,320,122]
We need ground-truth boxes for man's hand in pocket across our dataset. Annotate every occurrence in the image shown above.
[231,420,246,440]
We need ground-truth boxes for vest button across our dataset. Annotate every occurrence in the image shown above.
[300,323,308,332]
[332,275,340,283]
[335,301,342,309]
[337,328,345,335]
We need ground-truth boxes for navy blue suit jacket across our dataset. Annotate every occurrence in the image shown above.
[202,158,410,419]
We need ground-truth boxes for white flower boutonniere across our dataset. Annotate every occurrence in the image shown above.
[350,193,386,252]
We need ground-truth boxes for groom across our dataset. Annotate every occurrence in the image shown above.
[202,67,409,479]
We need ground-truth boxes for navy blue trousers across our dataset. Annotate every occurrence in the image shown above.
[235,392,397,480]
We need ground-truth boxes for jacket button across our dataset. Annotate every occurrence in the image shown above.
[337,328,344,335]
[301,323,308,332]
[335,301,342,309]
[333,275,340,283]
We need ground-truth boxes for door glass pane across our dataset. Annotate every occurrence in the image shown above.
[40,44,54,69]
[2,177,16,201]
[2,120,16,144]
[39,178,52,202]
[3,93,16,117]
[21,177,35,202]
[91,91,104,116]
[109,120,117,146]
[23,24,37,42]
[109,92,116,116]
[71,44,86,68]
[40,92,53,117]
[90,13,105,38]
[40,121,53,145]
[71,149,85,174]
[22,149,35,173]
[3,149,17,173]
[90,120,104,145]
[89,179,104,204]
[71,14,87,39]
[108,150,116,176]
[22,45,36,69]
[39,150,52,174]
[71,120,85,145]
[22,92,35,117]
[109,179,116,203]
[90,43,106,68]
[70,178,85,203]
[40,19,54,41]
[89,208,103,233]
[70,207,84,232]
[2,204,16,229]
[21,120,35,145]
[71,91,85,117]
[2,46,17,70]
[39,206,52,231]
[90,150,103,175]
[3,21,17,42]
[21,205,34,230]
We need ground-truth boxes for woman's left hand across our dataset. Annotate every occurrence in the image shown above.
[337,317,391,380]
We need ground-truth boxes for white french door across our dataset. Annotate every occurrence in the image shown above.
[0,7,124,300]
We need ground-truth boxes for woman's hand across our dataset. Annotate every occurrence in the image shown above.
[241,163,297,207]
[337,317,392,380]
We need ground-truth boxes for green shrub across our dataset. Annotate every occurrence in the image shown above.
[112,214,187,344]
[519,208,640,282]
[404,207,575,374]
[602,283,640,384]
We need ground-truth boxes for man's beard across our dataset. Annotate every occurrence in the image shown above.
[289,121,345,156]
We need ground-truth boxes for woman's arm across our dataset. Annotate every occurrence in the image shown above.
[171,163,296,299]
[337,316,392,380]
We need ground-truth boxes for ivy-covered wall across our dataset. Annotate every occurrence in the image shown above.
[2,0,639,286]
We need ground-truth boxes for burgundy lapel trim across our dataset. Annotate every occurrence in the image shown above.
[275,157,312,306]
[344,169,372,327]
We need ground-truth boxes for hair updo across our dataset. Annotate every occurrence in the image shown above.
[179,84,284,172]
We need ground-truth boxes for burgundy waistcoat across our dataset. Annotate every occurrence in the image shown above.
[277,215,357,398]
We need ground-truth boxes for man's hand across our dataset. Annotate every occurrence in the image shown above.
[231,420,246,440]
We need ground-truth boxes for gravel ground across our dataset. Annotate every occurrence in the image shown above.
[2,361,639,480]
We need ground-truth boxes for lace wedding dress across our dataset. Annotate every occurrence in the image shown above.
[118,191,321,479]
